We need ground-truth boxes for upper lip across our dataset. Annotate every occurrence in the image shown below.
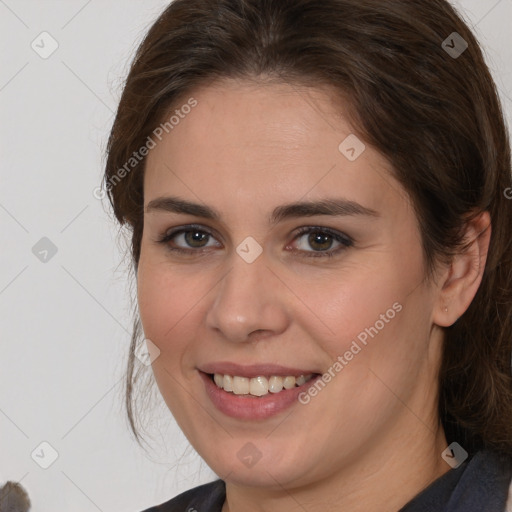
[198,362,319,378]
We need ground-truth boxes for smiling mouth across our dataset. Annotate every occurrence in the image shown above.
[208,372,319,397]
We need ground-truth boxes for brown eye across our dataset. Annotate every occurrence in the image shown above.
[158,225,221,254]
[290,227,353,258]
[181,230,210,248]
[306,232,335,251]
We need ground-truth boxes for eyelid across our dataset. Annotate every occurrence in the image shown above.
[159,223,222,249]
[290,225,353,246]
[156,223,354,257]
[162,223,219,240]
[287,225,353,258]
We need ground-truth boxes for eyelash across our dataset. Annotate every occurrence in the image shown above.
[156,224,354,259]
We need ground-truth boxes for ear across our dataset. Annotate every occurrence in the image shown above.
[433,211,491,327]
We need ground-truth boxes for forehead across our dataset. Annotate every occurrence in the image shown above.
[154,79,351,156]
[143,79,405,219]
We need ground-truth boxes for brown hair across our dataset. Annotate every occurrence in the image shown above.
[104,0,512,455]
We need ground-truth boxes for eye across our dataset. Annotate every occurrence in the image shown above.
[156,224,353,258]
[288,226,353,258]
[157,224,220,254]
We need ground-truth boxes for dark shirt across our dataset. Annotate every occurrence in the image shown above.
[141,449,512,512]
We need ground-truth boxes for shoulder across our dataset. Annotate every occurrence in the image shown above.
[140,479,225,512]
[450,449,512,511]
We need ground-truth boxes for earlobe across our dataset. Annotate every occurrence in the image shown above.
[433,211,491,327]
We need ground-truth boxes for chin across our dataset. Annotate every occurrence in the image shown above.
[205,442,314,489]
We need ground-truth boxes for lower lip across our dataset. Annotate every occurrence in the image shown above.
[199,371,320,420]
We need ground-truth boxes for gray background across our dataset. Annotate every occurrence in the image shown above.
[1,0,511,510]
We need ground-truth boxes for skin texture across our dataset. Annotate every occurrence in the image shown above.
[136,79,491,512]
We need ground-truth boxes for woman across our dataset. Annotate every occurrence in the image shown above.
[103,0,512,510]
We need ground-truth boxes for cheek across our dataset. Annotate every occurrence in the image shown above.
[136,256,198,356]
[310,267,432,417]
[136,261,205,417]
[295,257,431,412]
[294,264,411,361]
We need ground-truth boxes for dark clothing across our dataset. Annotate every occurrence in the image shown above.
[399,450,512,512]
[141,449,512,511]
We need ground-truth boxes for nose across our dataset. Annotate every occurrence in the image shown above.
[205,248,289,343]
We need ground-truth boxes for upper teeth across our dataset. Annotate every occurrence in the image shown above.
[213,373,313,396]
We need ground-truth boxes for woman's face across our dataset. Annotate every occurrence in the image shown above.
[137,79,446,488]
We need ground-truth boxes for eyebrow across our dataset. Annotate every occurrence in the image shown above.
[146,195,379,225]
